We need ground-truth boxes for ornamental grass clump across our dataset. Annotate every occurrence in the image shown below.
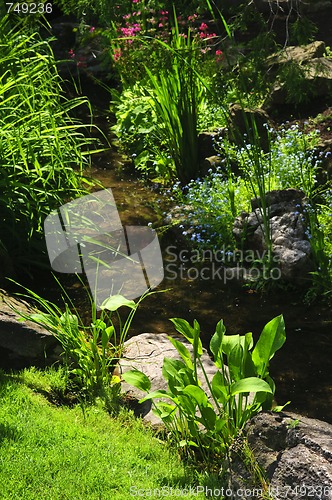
[140,13,206,184]
[0,17,99,268]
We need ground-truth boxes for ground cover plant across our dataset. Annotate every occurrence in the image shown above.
[0,368,205,500]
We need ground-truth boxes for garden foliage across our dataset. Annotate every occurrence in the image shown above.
[0,17,98,268]
[123,314,286,462]
[14,279,154,408]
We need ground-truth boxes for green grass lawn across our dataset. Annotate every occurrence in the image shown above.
[0,369,209,500]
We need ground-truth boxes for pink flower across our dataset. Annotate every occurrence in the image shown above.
[89,26,95,32]
[207,32,217,39]
[216,49,224,62]
[133,0,140,3]
[113,48,122,62]
[120,23,141,37]
[68,49,75,58]
[199,22,208,31]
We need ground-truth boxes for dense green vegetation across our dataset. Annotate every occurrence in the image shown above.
[97,0,332,296]
[124,314,287,464]
[0,17,98,271]
[1,0,332,494]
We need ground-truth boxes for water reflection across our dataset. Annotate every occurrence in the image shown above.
[83,161,332,423]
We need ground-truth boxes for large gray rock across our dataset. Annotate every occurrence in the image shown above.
[119,332,219,426]
[267,41,327,68]
[229,411,332,498]
[0,291,61,369]
[233,189,313,282]
[264,41,332,108]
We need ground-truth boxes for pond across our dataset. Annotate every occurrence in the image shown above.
[31,74,331,425]
[83,151,332,425]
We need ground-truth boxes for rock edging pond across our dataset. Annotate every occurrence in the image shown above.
[120,332,332,495]
[0,290,61,369]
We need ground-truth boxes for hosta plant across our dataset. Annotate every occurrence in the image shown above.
[123,314,287,462]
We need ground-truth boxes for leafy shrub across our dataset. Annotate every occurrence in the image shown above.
[13,279,154,409]
[123,314,287,464]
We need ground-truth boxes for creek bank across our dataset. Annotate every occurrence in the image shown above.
[120,332,332,495]
[229,411,332,497]
[0,291,61,369]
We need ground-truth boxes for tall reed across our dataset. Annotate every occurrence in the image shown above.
[0,17,99,268]
[142,10,205,185]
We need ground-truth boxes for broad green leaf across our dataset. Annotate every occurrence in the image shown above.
[244,332,254,351]
[101,329,109,349]
[230,377,273,396]
[139,390,171,403]
[100,295,136,312]
[252,315,286,378]
[209,319,226,368]
[122,369,151,392]
[167,336,193,370]
[170,318,194,341]
[105,325,114,337]
[222,334,240,357]
[162,359,196,390]
[193,319,203,358]
[199,405,216,430]
[228,342,244,382]
[211,370,229,404]
[177,393,196,416]
[170,318,203,356]
[162,358,186,383]
[93,319,106,331]
[183,385,209,407]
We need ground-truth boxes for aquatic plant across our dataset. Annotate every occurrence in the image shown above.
[11,277,155,410]
[123,314,287,464]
